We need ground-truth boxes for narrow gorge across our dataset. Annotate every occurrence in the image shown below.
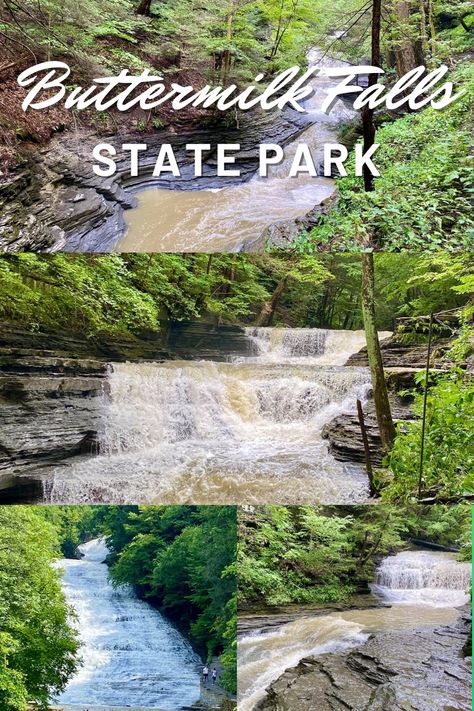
[0,48,360,252]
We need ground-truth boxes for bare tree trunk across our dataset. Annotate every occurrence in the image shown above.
[222,2,235,87]
[361,254,396,451]
[418,0,428,58]
[136,0,152,15]
[255,275,289,326]
[393,1,423,76]
[427,0,436,58]
[360,0,396,452]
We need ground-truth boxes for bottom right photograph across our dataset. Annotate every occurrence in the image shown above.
[237,505,472,711]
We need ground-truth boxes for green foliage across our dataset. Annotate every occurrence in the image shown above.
[239,505,471,607]
[0,508,80,711]
[238,506,408,606]
[297,64,474,252]
[0,253,472,335]
[39,506,108,558]
[104,506,237,694]
[382,372,474,501]
[0,254,270,337]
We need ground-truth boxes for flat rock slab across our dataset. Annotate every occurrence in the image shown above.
[256,612,472,711]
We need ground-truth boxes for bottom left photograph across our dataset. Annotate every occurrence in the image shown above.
[0,505,237,711]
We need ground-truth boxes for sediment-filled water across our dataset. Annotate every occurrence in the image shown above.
[45,328,380,504]
[238,550,471,711]
[57,539,200,709]
[121,50,356,251]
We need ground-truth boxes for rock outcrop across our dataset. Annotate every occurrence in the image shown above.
[322,394,412,466]
[256,610,472,711]
[0,107,310,252]
[322,332,454,466]
[0,320,253,494]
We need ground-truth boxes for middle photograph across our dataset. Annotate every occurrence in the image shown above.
[0,252,472,505]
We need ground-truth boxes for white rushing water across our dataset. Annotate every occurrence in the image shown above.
[121,49,357,251]
[45,328,380,504]
[371,550,472,607]
[57,538,200,709]
[238,550,471,710]
[238,615,369,711]
[242,326,373,365]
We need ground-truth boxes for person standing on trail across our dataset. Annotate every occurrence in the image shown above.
[212,668,217,684]
[203,665,209,683]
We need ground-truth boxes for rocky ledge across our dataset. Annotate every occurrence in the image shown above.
[0,320,253,496]
[0,322,169,494]
[322,333,453,466]
[256,609,472,711]
[238,595,389,637]
[0,107,310,252]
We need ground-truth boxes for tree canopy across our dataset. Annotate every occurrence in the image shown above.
[0,253,472,337]
[0,507,80,711]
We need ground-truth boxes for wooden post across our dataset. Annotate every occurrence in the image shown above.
[357,399,377,497]
[418,312,434,499]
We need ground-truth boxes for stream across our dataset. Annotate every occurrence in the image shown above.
[238,550,472,711]
[56,538,201,709]
[120,49,355,252]
[44,327,386,504]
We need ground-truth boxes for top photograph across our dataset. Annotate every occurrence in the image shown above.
[0,0,472,253]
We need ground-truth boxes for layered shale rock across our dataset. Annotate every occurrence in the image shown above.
[322,327,455,466]
[256,611,472,711]
[0,320,252,494]
[0,322,168,491]
[0,108,309,252]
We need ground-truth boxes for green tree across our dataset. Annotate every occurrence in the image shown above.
[0,508,80,711]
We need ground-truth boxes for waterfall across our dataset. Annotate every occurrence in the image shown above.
[238,616,368,711]
[371,551,472,607]
[45,328,375,504]
[57,539,200,709]
[242,327,391,364]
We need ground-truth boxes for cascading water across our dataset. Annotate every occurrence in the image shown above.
[57,538,201,709]
[45,328,378,504]
[238,549,472,710]
[238,616,369,711]
[371,550,472,607]
[242,326,377,364]
[121,49,357,251]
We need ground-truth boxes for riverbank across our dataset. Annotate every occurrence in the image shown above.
[255,606,471,711]
[0,107,310,252]
[238,594,390,637]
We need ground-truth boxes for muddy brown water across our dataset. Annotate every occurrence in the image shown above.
[120,50,355,252]
[238,551,471,711]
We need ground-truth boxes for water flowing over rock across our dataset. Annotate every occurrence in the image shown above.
[371,550,472,607]
[0,322,169,497]
[43,327,374,504]
[121,50,357,252]
[0,106,309,252]
[57,538,201,709]
[239,551,472,711]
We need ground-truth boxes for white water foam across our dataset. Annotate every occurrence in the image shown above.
[45,328,377,504]
[371,550,472,608]
[56,539,200,709]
